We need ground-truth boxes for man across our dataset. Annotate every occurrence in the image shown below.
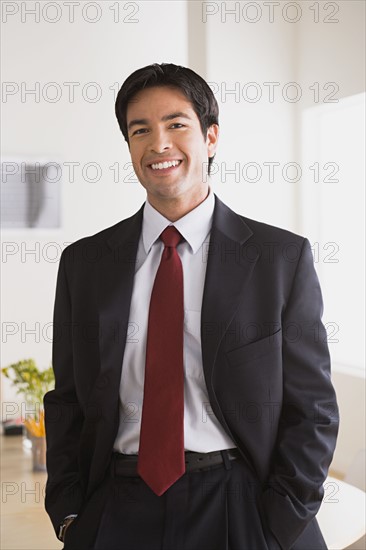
[44,63,339,550]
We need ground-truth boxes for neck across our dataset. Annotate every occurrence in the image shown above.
[147,187,210,222]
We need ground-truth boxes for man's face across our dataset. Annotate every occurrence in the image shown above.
[126,86,218,207]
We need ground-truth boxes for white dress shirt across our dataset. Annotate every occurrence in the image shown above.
[113,186,236,454]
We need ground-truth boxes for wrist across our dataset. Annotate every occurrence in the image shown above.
[58,514,78,542]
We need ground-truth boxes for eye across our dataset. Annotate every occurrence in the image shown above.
[170,123,185,129]
[132,128,148,136]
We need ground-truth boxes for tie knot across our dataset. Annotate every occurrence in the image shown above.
[160,226,184,248]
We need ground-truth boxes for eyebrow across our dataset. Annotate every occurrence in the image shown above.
[127,111,191,131]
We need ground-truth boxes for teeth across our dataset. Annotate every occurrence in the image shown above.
[151,160,181,170]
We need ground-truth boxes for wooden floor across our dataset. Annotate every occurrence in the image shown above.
[1,435,62,550]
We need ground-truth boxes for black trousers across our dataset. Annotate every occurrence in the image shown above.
[64,452,326,550]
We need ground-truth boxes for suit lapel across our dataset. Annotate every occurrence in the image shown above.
[201,195,259,388]
[98,205,144,386]
[85,206,145,493]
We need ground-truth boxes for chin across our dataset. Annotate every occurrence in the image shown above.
[151,182,186,196]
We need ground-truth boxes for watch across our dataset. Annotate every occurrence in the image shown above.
[58,515,77,542]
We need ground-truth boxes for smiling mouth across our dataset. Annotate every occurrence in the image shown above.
[149,160,182,171]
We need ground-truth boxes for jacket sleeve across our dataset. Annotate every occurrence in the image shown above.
[260,238,339,549]
[44,247,84,535]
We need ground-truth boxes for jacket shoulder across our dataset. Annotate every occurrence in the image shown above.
[214,194,306,247]
[239,214,306,247]
[61,206,144,259]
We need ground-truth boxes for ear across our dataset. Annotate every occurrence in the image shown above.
[206,124,219,158]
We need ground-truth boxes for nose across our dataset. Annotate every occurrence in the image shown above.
[148,128,172,154]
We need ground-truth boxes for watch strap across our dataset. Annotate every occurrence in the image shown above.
[58,514,78,542]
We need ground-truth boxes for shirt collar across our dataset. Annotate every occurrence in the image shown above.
[142,186,215,254]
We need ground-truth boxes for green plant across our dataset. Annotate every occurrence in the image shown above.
[2,359,54,425]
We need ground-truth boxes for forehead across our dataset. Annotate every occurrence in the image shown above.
[126,86,196,120]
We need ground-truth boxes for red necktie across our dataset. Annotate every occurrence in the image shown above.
[137,226,185,496]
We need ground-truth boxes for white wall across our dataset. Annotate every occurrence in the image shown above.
[295,0,365,476]
[295,0,365,108]
[1,1,188,393]
[199,3,298,230]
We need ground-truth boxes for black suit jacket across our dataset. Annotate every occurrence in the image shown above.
[44,195,339,549]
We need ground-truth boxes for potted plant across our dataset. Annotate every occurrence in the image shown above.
[1,359,54,471]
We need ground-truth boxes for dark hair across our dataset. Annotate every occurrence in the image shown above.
[115,63,219,175]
